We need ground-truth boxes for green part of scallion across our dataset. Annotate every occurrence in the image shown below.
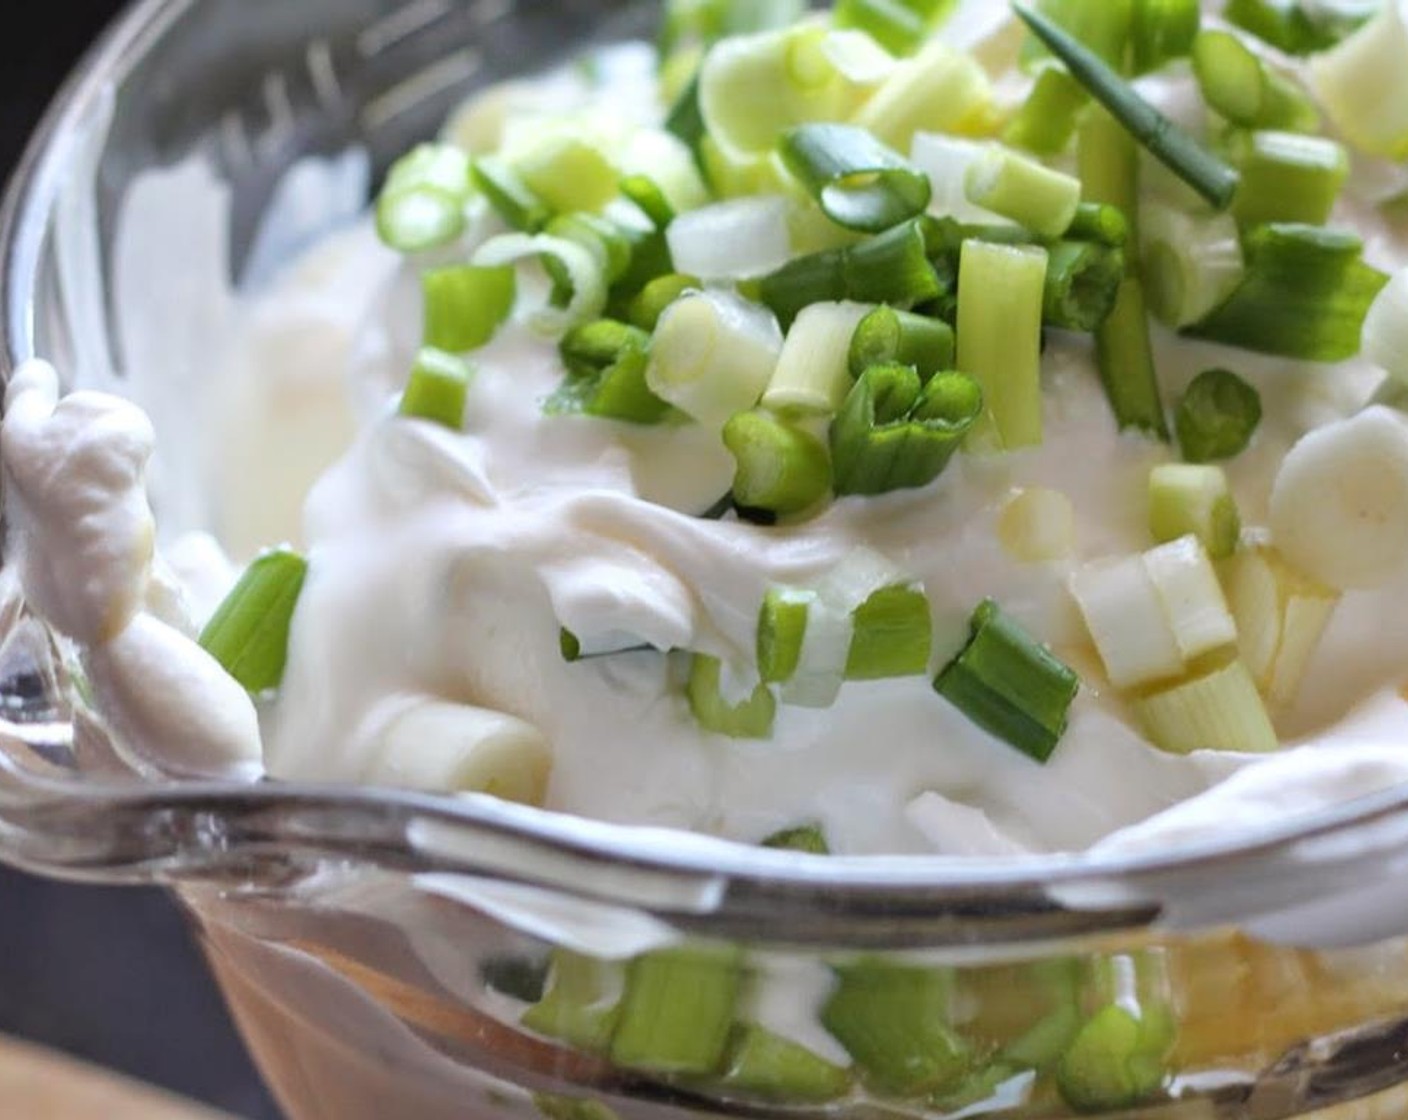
[830,363,982,495]
[627,272,700,331]
[660,0,806,55]
[755,218,941,329]
[610,947,744,1075]
[481,954,551,1004]
[1044,240,1126,332]
[1149,463,1242,560]
[933,598,1080,764]
[550,319,671,424]
[834,0,927,55]
[846,584,933,680]
[1130,0,1200,74]
[757,587,816,684]
[1055,1004,1174,1112]
[956,239,1048,450]
[559,628,583,662]
[472,157,552,232]
[1184,223,1389,362]
[964,144,1083,240]
[1003,63,1090,155]
[421,265,516,353]
[1224,0,1373,56]
[1174,368,1262,464]
[665,73,707,166]
[687,654,777,739]
[198,549,309,695]
[1224,130,1348,229]
[821,962,968,1096]
[375,144,473,253]
[849,306,955,381]
[1100,277,1170,437]
[620,175,677,230]
[760,822,831,854]
[1020,0,1134,69]
[779,124,933,235]
[608,223,675,308]
[521,951,622,1052]
[1067,201,1130,248]
[718,1024,852,1102]
[1192,30,1319,133]
[399,347,474,430]
[1015,3,1241,210]
[546,213,634,285]
[722,409,833,516]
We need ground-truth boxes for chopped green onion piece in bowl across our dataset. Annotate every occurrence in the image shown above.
[421,265,516,353]
[717,1024,852,1102]
[471,156,552,232]
[1175,368,1262,463]
[399,347,474,430]
[1225,130,1348,228]
[963,144,1082,240]
[846,583,932,680]
[764,301,875,415]
[687,654,777,739]
[849,306,954,381]
[779,123,932,234]
[376,143,473,253]
[1191,29,1319,133]
[1141,203,1244,330]
[1149,463,1241,560]
[760,822,831,854]
[198,549,309,695]
[723,409,832,515]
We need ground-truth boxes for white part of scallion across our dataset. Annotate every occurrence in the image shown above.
[1142,535,1238,663]
[1310,0,1408,161]
[364,698,552,805]
[471,233,606,336]
[1134,658,1279,754]
[666,196,795,281]
[963,144,1082,240]
[854,39,994,153]
[1269,406,1408,591]
[1140,202,1245,329]
[763,301,875,415]
[1069,554,1186,690]
[908,133,1010,224]
[647,290,784,430]
[1362,267,1408,382]
[618,128,712,214]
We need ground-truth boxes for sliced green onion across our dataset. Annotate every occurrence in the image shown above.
[617,128,710,215]
[521,951,622,1052]
[846,584,932,680]
[1309,1,1408,160]
[1003,63,1089,156]
[1131,0,1200,74]
[1015,3,1241,209]
[1230,0,1378,56]
[1069,554,1186,689]
[376,144,472,253]
[665,72,707,163]
[1043,240,1125,332]
[399,347,473,430]
[1225,130,1348,228]
[779,124,932,234]
[854,39,994,153]
[510,133,620,215]
[421,265,516,353]
[848,306,954,381]
[956,240,1048,450]
[764,301,875,415]
[1140,203,1245,329]
[660,0,806,56]
[611,946,743,1075]
[628,272,700,331]
[723,410,832,516]
[964,144,1082,240]
[760,822,830,853]
[1184,223,1389,362]
[1056,1005,1173,1112]
[647,290,783,428]
[620,175,676,230]
[1362,268,1408,381]
[1149,463,1241,560]
[198,548,308,695]
[834,0,927,55]
[757,587,816,683]
[1067,201,1130,247]
[1134,657,1279,753]
[546,213,633,285]
[1098,278,1169,436]
[719,1024,851,1102]
[1175,368,1262,463]
[551,319,670,424]
[821,963,967,1096]
[830,364,982,495]
[667,196,794,280]
[607,220,674,306]
[1191,30,1318,133]
[687,654,776,739]
[1142,535,1239,661]
[933,598,1080,764]
[754,218,940,328]
[1020,0,1135,68]
[909,133,1005,224]
[471,156,551,232]
[472,233,608,336]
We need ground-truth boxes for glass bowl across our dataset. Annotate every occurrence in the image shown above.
[5,2,1408,1117]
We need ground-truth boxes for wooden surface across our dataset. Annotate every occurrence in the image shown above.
[0,1035,239,1119]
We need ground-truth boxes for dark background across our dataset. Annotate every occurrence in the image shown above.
[0,3,280,1116]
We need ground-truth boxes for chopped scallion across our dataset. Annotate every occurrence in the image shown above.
[1225,130,1348,229]
[1134,657,1279,753]
[854,38,994,152]
[779,124,932,234]
[846,583,932,680]
[1015,2,1241,209]
[1067,201,1130,247]
[1192,30,1318,133]
[687,654,777,739]
[1043,239,1126,332]
[1362,267,1408,381]
[520,951,622,1052]
[1003,63,1089,156]
[627,272,700,331]
[933,598,1080,763]
[1149,463,1241,560]
[723,409,832,516]
[375,143,473,253]
[471,156,552,232]
[551,319,670,424]
[1140,203,1245,329]
[964,144,1082,240]
[1309,1,1408,160]
[546,213,633,285]
[719,1024,852,1102]
[1130,0,1200,75]
[472,233,608,335]
[757,587,816,684]
[1056,1004,1173,1111]
[421,265,516,353]
[198,548,309,695]
[399,347,474,430]
[619,174,676,230]
[760,822,831,854]
[764,301,876,415]
[1228,0,1376,56]
[834,0,928,56]
[848,306,955,381]
[611,947,743,1075]
[1175,368,1262,463]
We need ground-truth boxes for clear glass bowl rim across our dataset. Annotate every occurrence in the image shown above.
[4,0,1408,940]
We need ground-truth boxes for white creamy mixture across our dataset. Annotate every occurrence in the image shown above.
[7,7,1408,859]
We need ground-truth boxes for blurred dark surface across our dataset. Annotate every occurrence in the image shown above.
[0,2,280,1116]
